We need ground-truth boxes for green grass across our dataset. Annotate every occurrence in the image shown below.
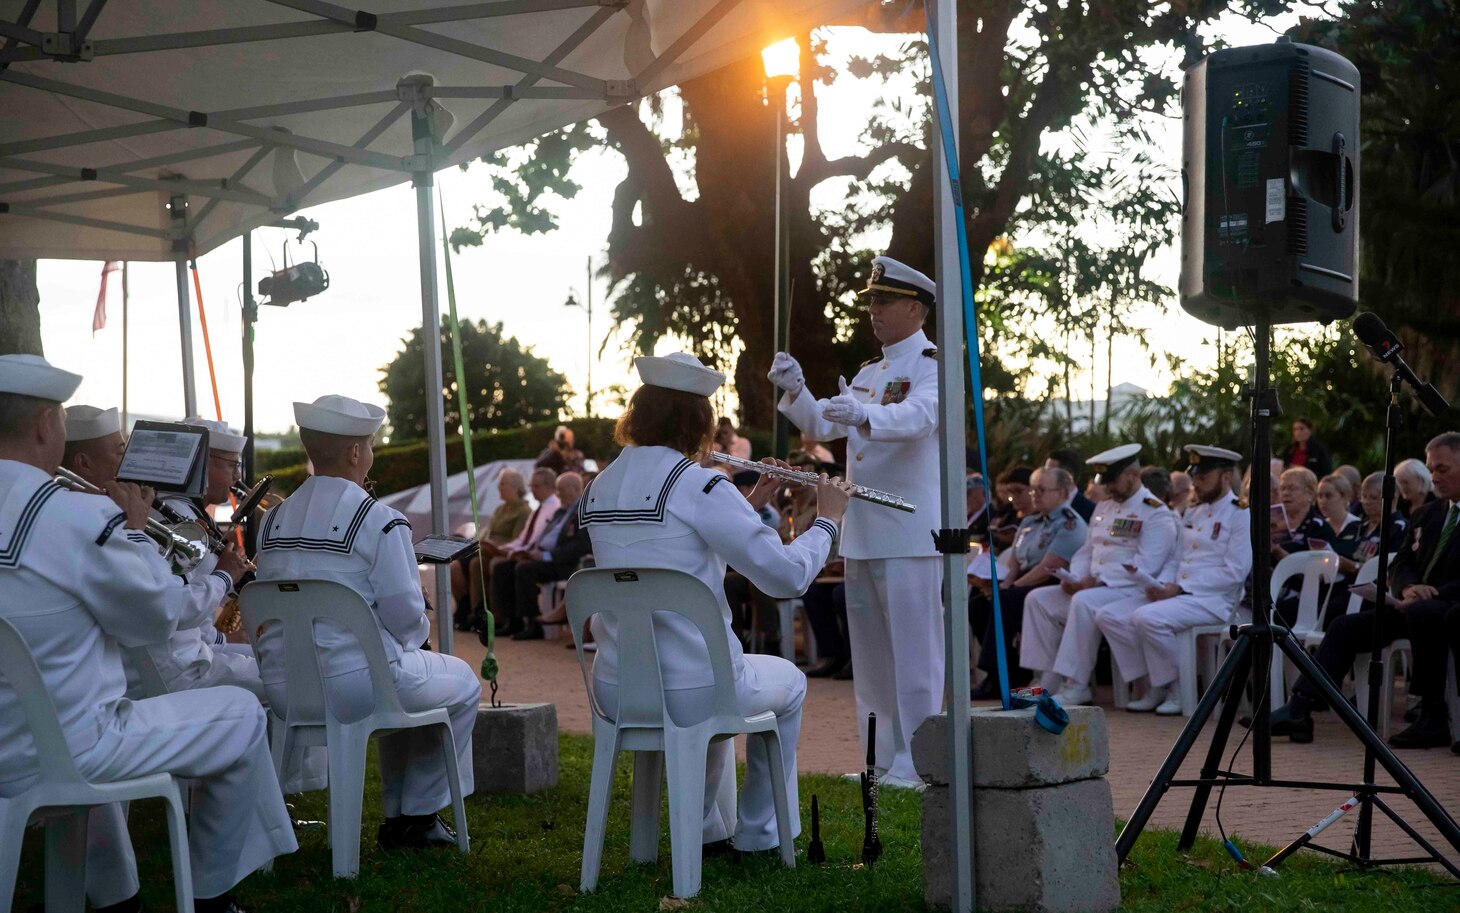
[14,733,1457,912]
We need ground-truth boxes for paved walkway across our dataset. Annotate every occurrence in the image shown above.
[439,620,1460,869]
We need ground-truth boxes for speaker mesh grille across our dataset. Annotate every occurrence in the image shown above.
[1289,62,1310,146]
[1288,196,1309,255]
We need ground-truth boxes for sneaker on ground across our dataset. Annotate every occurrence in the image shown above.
[879,773,928,792]
[1154,698,1183,716]
[1125,685,1169,713]
[1053,684,1093,705]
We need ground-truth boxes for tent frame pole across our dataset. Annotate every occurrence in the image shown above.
[411,102,453,657]
[174,245,198,417]
[930,1,973,910]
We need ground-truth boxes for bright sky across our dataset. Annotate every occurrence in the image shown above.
[35,11,1315,434]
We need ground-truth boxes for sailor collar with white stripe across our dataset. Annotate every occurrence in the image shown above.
[259,475,379,554]
[578,445,697,526]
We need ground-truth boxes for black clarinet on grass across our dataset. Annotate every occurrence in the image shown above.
[860,712,883,865]
[808,794,826,864]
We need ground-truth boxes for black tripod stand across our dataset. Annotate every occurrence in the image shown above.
[1115,317,1460,877]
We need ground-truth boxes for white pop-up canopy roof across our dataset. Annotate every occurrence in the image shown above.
[0,0,864,260]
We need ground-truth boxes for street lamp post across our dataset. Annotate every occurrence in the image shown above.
[564,257,593,416]
[762,38,798,460]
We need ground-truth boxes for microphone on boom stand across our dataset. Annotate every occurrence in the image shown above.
[1352,312,1451,417]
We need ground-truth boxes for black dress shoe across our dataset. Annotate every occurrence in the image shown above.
[831,661,854,681]
[378,814,459,850]
[804,657,847,678]
[1404,705,1422,724]
[511,625,544,641]
[1452,740,1460,756]
[1268,706,1314,743]
[702,838,734,858]
[970,679,1000,701]
[1388,717,1452,750]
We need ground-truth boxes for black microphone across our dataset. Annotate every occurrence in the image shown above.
[1352,312,1450,417]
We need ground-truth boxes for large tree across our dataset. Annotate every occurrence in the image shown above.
[0,260,42,355]
[379,318,570,442]
[452,2,1290,427]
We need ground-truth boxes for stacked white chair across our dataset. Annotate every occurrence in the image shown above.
[0,617,193,913]
[1267,550,1341,708]
[239,579,469,878]
[567,568,796,899]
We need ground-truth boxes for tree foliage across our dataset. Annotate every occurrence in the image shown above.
[379,319,570,443]
[450,2,1290,424]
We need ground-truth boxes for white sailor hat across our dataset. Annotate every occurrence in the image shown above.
[634,352,725,397]
[862,255,936,308]
[182,416,248,453]
[1086,443,1141,483]
[1185,444,1242,472]
[65,405,121,442]
[293,394,386,437]
[0,353,81,403]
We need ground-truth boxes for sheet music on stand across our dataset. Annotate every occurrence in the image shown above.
[116,421,208,497]
[414,534,478,564]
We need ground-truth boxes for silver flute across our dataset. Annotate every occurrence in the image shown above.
[709,451,917,513]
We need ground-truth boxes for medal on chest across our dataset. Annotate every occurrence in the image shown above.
[881,377,912,405]
[1109,517,1143,540]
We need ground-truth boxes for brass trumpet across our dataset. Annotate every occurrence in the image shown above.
[54,467,218,572]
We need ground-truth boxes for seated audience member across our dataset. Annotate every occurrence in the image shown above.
[1281,416,1333,478]
[1094,446,1251,714]
[498,471,591,641]
[989,466,1034,552]
[255,394,481,850]
[966,470,990,547]
[1311,472,1362,627]
[1085,477,1108,504]
[1167,470,1193,516]
[1020,444,1177,706]
[535,425,585,474]
[716,416,753,459]
[479,468,559,639]
[1316,471,1409,629]
[1044,449,1096,521]
[1269,433,1460,748]
[724,461,799,654]
[451,468,531,631]
[778,473,849,676]
[794,433,835,465]
[1140,466,1173,506]
[1395,457,1437,520]
[969,466,1087,699]
[1270,466,1332,626]
[1336,464,1364,512]
[0,355,295,913]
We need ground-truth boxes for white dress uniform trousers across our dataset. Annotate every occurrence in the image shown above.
[0,461,296,905]
[779,329,943,782]
[1019,485,1177,687]
[1095,496,1252,688]
[254,475,480,816]
[580,446,837,849]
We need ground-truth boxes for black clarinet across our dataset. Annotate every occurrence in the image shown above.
[861,712,883,865]
[808,794,826,864]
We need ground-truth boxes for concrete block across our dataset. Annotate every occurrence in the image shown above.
[471,702,558,794]
[913,706,1109,788]
[923,778,1120,913]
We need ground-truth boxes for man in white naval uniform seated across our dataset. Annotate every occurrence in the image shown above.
[1094,445,1252,714]
[770,254,942,790]
[253,394,481,851]
[1020,443,1179,706]
[581,352,852,853]
[0,354,295,913]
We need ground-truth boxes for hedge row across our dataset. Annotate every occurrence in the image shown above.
[267,417,620,496]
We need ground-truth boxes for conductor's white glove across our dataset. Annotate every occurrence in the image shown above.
[768,352,805,397]
[821,376,868,427]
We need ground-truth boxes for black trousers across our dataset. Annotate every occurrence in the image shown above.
[802,581,848,661]
[1293,604,1408,709]
[970,583,1045,684]
[1402,598,1460,704]
[504,559,570,629]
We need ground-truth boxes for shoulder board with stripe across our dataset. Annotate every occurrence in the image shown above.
[922,347,937,358]
[859,355,884,369]
[1144,497,1163,508]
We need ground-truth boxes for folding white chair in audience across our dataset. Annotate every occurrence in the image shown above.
[567,568,796,899]
[0,617,193,913]
[239,579,469,878]
[1269,551,1340,707]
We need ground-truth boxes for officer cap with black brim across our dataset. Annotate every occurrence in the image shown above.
[1086,443,1141,484]
[1185,444,1242,473]
[861,255,936,309]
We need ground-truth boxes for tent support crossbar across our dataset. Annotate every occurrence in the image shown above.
[0,138,259,195]
[72,0,109,43]
[294,102,411,206]
[0,120,178,158]
[0,200,174,238]
[191,144,276,229]
[0,155,276,207]
[633,0,742,88]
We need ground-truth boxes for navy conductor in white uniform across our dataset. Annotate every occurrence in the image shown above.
[770,255,942,789]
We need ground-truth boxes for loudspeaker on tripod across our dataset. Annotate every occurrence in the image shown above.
[1180,38,1360,328]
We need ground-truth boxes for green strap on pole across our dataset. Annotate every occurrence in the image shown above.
[438,194,500,702]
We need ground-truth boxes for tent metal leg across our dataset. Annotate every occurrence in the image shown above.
[413,162,453,658]
[174,251,198,417]
[929,1,973,910]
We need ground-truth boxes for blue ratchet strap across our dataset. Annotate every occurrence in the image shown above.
[923,3,1011,710]
[1010,692,1071,735]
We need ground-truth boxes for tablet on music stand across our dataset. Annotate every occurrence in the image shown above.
[413,534,478,564]
[116,422,208,498]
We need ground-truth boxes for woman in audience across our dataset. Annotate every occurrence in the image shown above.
[1313,472,1362,627]
[451,468,532,631]
[1271,466,1330,559]
[1394,457,1436,520]
[1318,471,1410,628]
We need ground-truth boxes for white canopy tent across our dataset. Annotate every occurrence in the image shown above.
[0,2,975,907]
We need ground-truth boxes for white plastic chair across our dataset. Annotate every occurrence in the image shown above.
[240,579,470,878]
[0,617,193,913]
[1269,550,1340,707]
[567,568,795,899]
